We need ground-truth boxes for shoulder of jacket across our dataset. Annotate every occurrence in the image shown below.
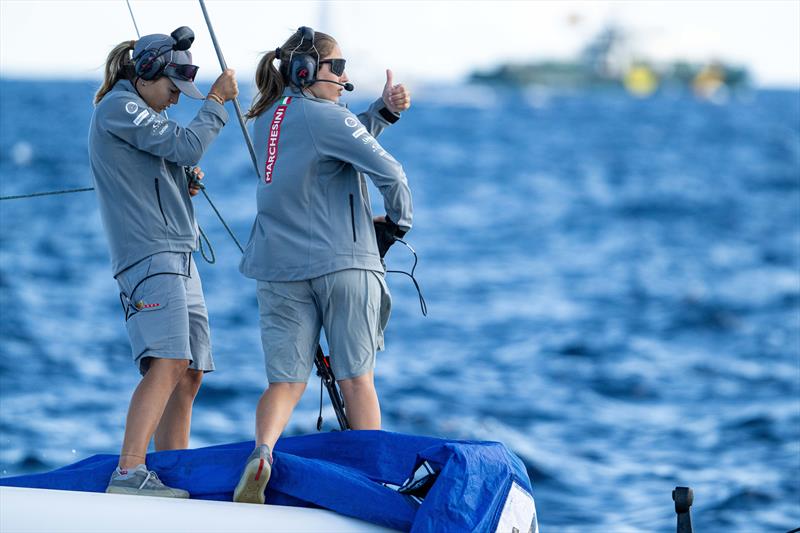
[300,99,357,129]
[299,97,349,115]
[97,90,145,116]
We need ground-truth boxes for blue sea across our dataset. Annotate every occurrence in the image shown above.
[1,79,798,531]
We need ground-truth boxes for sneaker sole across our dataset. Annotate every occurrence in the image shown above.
[106,486,189,498]
[233,457,271,504]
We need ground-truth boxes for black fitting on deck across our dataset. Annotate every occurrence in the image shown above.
[672,486,693,533]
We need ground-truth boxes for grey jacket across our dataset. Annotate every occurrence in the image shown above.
[88,79,229,275]
[239,88,413,282]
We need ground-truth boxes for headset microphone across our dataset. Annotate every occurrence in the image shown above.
[317,79,354,91]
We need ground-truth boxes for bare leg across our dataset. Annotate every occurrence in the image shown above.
[338,371,381,430]
[154,369,204,451]
[254,382,307,451]
[118,358,190,469]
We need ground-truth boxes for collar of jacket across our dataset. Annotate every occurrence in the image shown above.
[282,85,345,107]
[113,78,137,95]
[111,79,167,118]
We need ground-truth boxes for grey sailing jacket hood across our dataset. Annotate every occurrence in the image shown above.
[88,79,228,275]
[239,87,413,282]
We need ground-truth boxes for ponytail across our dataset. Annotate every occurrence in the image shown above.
[246,50,283,120]
[246,29,337,120]
[94,40,136,105]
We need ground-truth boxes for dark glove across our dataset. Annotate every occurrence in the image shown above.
[184,166,205,191]
[374,215,406,258]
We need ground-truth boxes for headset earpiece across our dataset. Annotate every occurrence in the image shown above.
[170,26,194,51]
[288,26,318,89]
[135,47,167,81]
[290,55,317,88]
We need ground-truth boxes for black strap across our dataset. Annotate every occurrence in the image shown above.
[379,107,400,124]
[313,346,350,431]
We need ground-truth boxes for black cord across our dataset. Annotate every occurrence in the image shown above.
[386,238,427,317]
[197,225,216,264]
[200,187,244,253]
[118,255,193,321]
[317,377,324,431]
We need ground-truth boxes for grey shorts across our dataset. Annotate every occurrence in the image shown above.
[257,269,391,383]
[116,252,214,376]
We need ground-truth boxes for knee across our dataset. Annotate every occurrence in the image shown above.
[267,382,306,400]
[178,369,203,397]
[148,358,191,384]
[338,373,375,396]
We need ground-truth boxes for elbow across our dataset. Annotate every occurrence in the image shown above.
[174,145,204,167]
[173,129,206,166]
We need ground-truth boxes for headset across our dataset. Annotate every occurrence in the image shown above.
[287,26,319,88]
[286,26,354,92]
[134,26,195,81]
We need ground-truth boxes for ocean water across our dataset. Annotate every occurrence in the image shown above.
[1,79,798,531]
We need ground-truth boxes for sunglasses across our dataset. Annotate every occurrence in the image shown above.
[163,62,199,82]
[319,58,346,76]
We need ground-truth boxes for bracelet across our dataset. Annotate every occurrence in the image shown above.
[207,92,224,105]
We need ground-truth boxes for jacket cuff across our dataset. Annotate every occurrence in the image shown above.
[202,98,230,124]
[385,214,407,238]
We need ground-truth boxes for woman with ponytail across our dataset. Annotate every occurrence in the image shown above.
[234,27,413,504]
[89,29,238,498]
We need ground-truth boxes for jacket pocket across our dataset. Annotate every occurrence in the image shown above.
[349,193,357,242]
[154,178,168,227]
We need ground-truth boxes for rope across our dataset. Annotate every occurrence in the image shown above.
[0,187,94,201]
[200,187,244,253]
[197,225,216,264]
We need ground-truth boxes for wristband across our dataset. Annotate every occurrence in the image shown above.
[379,106,400,124]
[207,92,224,105]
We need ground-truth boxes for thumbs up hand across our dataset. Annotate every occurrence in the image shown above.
[382,69,411,114]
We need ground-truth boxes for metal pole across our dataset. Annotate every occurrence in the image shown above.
[125,0,141,38]
[197,0,260,180]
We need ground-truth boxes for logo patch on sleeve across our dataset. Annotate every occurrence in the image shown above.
[125,102,139,114]
[133,110,150,125]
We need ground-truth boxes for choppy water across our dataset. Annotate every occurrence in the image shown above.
[1,79,798,531]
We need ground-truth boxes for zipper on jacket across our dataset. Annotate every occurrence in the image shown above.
[349,194,357,242]
[154,178,168,227]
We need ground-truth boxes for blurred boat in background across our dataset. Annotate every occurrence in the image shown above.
[470,25,750,101]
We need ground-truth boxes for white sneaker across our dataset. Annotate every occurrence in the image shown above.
[106,464,189,498]
[233,445,272,504]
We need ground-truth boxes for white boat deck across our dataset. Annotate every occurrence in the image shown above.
[0,486,399,532]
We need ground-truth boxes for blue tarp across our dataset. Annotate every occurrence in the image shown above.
[0,430,533,532]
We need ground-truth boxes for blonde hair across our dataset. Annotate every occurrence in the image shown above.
[246,30,337,119]
[94,40,136,105]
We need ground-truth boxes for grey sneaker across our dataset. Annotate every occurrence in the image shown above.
[106,464,189,498]
[233,444,272,504]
